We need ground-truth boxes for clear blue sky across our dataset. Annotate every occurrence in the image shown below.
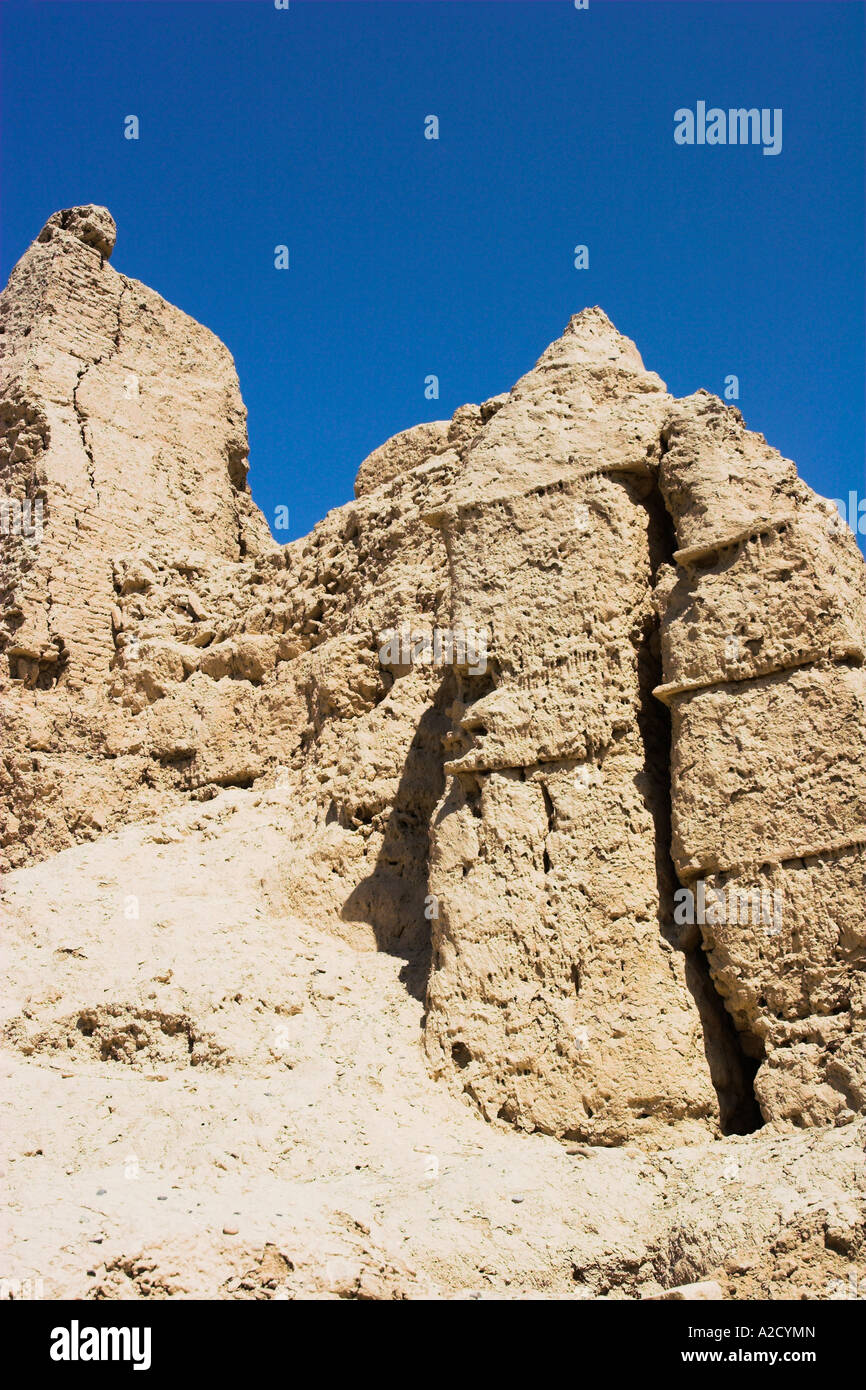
[1,0,864,551]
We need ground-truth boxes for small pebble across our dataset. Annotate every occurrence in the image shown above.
[511,1195,524,1204]
[223,1224,239,1235]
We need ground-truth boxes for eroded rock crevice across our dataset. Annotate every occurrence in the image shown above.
[638,466,764,1136]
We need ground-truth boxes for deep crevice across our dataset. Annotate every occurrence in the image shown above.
[641,473,763,1136]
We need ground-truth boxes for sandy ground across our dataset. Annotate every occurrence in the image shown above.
[2,788,864,1300]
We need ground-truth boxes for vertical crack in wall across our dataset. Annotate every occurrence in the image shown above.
[642,476,763,1135]
[52,279,127,679]
[70,277,127,508]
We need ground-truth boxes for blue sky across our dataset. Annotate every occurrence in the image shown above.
[1,0,864,550]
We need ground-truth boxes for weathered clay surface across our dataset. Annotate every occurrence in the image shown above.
[2,208,865,1297]
[422,314,743,1146]
[655,394,866,1128]
[0,204,273,865]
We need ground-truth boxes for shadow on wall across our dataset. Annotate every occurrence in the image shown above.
[341,676,453,1001]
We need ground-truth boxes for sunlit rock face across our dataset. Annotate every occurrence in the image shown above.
[2,211,864,1146]
[655,393,866,1128]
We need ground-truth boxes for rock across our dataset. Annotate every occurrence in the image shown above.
[354,419,451,498]
[1,208,865,1300]
[421,309,732,1146]
[37,205,117,260]
[0,204,275,862]
[656,394,866,1126]
[645,1280,725,1301]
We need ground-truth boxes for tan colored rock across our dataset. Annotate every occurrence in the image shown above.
[1,204,865,1312]
[0,205,278,862]
[0,204,273,685]
[354,419,450,498]
[656,394,866,1127]
[644,1280,724,1301]
[421,313,740,1145]
[37,204,117,260]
